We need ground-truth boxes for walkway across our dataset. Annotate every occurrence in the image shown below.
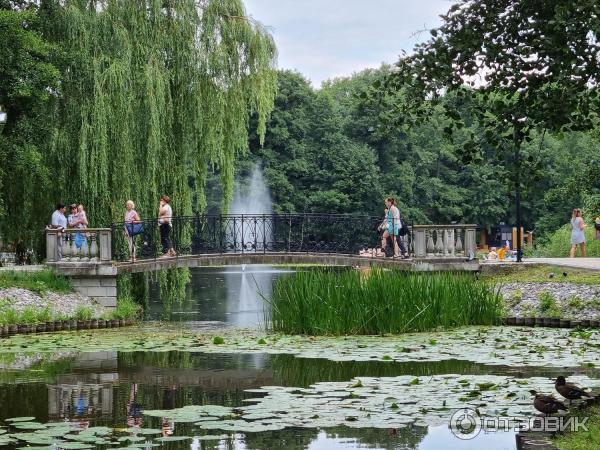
[523,257,600,271]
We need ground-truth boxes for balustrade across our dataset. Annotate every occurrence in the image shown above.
[45,229,112,263]
[412,224,477,259]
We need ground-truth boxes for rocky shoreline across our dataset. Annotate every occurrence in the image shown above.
[0,287,106,318]
[500,282,600,319]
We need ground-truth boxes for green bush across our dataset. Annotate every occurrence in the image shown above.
[533,223,600,257]
[538,291,561,317]
[20,307,39,325]
[74,306,93,321]
[267,269,503,335]
[112,296,141,320]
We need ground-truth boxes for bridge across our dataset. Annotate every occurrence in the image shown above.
[45,214,479,308]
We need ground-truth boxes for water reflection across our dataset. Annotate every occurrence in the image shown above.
[147,266,294,327]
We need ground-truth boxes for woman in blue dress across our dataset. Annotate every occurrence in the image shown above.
[570,208,586,257]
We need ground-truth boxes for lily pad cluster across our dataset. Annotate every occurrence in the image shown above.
[141,375,600,432]
[0,418,226,449]
[0,326,598,370]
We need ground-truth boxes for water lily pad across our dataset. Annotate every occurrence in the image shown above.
[57,443,95,450]
[13,423,46,430]
[197,434,228,441]
[127,428,162,435]
[7,417,36,423]
[118,436,145,443]
[154,436,191,442]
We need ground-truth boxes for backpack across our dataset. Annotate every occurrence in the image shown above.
[399,218,409,236]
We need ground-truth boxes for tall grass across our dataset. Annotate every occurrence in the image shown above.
[267,270,502,335]
[530,223,600,257]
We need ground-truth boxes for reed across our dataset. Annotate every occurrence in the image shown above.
[267,269,502,335]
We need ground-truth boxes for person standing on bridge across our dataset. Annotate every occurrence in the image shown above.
[382,198,401,258]
[158,195,176,258]
[124,200,142,262]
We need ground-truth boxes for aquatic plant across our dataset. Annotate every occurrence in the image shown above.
[267,270,503,335]
[112,296,142,320]
[74,306,94,321]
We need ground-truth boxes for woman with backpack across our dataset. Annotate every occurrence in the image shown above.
[570,208,586,258]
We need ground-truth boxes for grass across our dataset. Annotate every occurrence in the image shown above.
[266,269,503,335]
[482,265,600,285]
[554,405,600,450]
[0,270,73,294]
[538,291,562,317]
[532,224,600,257]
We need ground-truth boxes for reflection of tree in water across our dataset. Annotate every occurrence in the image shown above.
[242,428,319,450]
[269,354,487,388]
[154,268,191,319]
[324,425,428,450]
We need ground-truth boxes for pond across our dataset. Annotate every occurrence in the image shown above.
[1,266,599,450]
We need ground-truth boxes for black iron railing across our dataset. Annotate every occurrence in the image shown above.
[111,214,413,262]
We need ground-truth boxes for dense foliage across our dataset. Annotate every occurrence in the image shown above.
[0,0,277,254]
[240,69,600,240]
[268,269,502,335]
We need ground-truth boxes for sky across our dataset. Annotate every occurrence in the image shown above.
[243,0,452,87]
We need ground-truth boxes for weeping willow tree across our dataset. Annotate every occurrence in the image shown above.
[47,0,277,226]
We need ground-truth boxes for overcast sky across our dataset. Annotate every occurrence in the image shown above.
[243,0,452,87]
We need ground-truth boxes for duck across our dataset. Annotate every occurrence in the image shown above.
[555,376,598,403]
[530,390,567,415]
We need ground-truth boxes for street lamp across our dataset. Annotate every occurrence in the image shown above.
[0,105,6,125]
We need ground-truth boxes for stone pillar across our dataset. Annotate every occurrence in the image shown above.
[46,230,59,262]
[99,230,112,262]
[465,227,477,258]
[413,228,426,258]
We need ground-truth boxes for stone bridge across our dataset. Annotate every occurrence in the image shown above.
[45,214,479,308]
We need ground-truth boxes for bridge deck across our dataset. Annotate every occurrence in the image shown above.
[114,252,480,274]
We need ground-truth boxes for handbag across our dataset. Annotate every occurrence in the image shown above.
[126,222,145,236]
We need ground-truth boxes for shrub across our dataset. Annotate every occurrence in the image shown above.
[74,306,93,321]
[266,269,503,335]
[112,296,141,320]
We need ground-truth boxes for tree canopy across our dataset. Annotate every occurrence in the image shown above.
[0,0,277,252]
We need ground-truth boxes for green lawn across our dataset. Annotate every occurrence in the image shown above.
[482,265,600,285]
[555,405,600,450]
[0,270,73,294]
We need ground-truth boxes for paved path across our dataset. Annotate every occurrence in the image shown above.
[0,264,44,272]
[483,258,600,271]
[524,257,600,271]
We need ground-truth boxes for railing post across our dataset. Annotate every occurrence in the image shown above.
[413,227,426,258]
[46,229,59,262]
[465,225,477,258]
[99,229,112,262]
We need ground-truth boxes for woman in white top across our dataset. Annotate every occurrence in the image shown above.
[570,208,586,257]
[159,195,175,257]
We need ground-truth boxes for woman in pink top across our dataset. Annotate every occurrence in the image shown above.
[124,200,141,262]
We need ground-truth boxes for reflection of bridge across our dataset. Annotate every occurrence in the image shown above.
[45,214,479,307]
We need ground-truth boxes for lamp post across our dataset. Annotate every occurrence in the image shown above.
[0,105,6,128]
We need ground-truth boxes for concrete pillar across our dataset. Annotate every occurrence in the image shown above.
[465,227,477,257]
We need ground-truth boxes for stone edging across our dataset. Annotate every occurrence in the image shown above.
[501,317,599,328]
[0,319,136,337]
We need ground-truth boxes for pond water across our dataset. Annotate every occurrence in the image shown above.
[146,266,295,327]
[1,266,598,450]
